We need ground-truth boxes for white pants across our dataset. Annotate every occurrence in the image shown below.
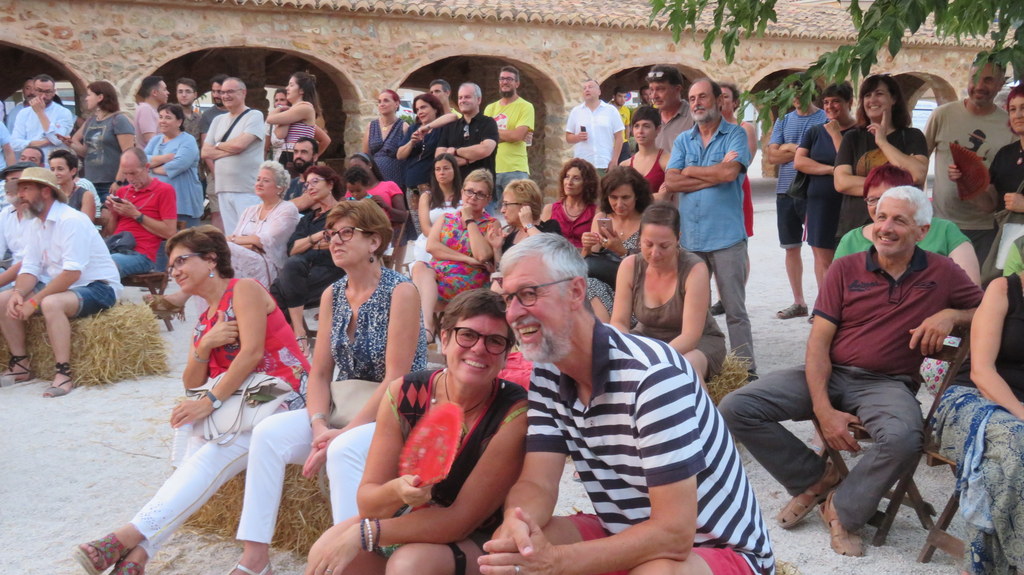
[131,425,251,558]
[327,423,376,523]
[235,410,375,542]
[218,191,261,237]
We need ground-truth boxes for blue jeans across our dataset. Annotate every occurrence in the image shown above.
[488,171,530,216]
[111,250,156,278]
[71,280,118,318]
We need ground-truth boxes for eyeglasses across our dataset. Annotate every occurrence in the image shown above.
[463,188,489,200]
[450,327,512,355]
[35,89,55,95]
[499,76,517,83]
[323,226,368,243]
[500,201,524,208]
[865,196,881,206]
[646,70,665,81]
[304,177,325,188]
[167,253,203,274]
[220,89,242,96]
[498,277,573,310]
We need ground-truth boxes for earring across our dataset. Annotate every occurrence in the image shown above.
[368,254,375,263]
[208,270,215,278]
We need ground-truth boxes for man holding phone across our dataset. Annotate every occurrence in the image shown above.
[565,79,624,175]
[103,148,177,277]
[10,74,74,164]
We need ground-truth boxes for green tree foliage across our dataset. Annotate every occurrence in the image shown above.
[650,0,1022,127]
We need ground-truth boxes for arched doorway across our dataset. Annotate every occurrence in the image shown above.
[399,55,564,190]
[0,42,85,126]
[150,47,357,160]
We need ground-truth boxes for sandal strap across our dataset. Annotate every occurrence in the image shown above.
[55,361,72,378]
[89,533,129,568]
[8,354,28,371]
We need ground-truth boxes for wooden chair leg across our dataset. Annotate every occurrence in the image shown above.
[148,285,174,331]
[918,491,963,563]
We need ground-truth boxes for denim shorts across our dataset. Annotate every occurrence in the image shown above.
[70,280,117,318]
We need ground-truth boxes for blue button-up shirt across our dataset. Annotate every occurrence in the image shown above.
[667,120,749,252]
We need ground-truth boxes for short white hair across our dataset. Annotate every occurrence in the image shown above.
[500,233,587,281]
[878,185,931,226]
[258,160,290,189]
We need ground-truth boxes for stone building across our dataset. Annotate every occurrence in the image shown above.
[0,0,984,188]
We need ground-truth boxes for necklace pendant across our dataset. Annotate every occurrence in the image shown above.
[1018,157,1022,165]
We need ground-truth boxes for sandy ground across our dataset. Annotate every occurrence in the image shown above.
[0,178,964,575]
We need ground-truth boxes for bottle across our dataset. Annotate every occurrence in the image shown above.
[171,423,194,468]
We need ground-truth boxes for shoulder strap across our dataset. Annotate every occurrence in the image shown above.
[220,108,254,143]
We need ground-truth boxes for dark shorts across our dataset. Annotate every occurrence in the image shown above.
[29,280,116,319]
[776,194,806,248]
[567,513,756,575]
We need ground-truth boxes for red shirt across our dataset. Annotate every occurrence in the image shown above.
[815,248,982,375]
[113,179,177,261]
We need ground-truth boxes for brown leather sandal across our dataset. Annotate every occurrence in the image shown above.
[820,491,864,557]
[775,460,841,529]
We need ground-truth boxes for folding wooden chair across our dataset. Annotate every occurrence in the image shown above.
[812,325,970,547]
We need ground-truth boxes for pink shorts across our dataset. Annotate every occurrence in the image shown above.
[567,513,756,575]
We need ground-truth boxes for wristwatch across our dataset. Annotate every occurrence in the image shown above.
[205,390,222,409]
[524,223,535,230]
[135,213,145,224]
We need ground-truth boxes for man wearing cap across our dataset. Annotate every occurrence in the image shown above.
[0,162,36,288]
[0,167,122,397]
[647,65,694,156]
[102,148,178,277]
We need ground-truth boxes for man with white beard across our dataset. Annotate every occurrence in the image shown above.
[478,233,774,575]
[0,167,121,397]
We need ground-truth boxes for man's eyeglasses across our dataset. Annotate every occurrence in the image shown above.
[646,70,665,81]
[450,327,512,355]
[220,89,242,96]
[167,253,203,274]
[498,277,573,310]
[499,76,517,84]
[323,226,368,243]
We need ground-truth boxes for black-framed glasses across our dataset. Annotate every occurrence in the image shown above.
[499,76,517,83]
[324,226,368,243]
[450,327,512,355]
[498,277,573,310]
[500,201,524,208]
[463,188,488,200]
[167,253,202,274]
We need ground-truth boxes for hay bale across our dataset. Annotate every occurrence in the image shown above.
[184,465,333,554]
[777,560,802,575]
[706,351,751,405]
[0,302,167,386]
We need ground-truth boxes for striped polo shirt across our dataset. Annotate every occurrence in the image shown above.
[527,322,775,574]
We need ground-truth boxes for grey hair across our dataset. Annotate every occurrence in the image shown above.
[500,233,587,281]
[459,82,482,100]
[259,160,290,189]
[223,77,246,91]
[878,185,932,226]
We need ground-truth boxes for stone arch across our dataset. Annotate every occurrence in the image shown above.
[146,46,360,160]
[0,40,87,115]
[397,54,566,190]
[889,72,957,111]
[598,62,708,104]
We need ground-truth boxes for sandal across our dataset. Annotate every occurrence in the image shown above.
[776,303,809,320]
[43,361,75,398]
[775,460,841,529]
[145,294,185,321]
[0,354,32,387]
[73,533,130,575]
[226,562,272,575]
[820,491,864,557]
[112,560,145,575]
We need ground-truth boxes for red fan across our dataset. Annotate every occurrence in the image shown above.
[399,403,465,486]
[950,142,990,200]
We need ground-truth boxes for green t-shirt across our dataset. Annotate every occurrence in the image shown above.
[484,97,535,174]
[834,217,971,259]
[1003,236,1024,276]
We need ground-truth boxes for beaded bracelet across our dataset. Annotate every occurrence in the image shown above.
[373,518,382,552]
[366,517,375,552]
[359,518,368,551]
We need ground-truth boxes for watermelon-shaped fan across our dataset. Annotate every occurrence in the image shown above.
[950,142,990,200]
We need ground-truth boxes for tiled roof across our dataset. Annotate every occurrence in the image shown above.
[189,0,982,47]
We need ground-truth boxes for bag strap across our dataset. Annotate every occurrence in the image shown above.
[220,108,254,143]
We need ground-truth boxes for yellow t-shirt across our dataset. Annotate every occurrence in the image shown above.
[618,105,632,142]
[484,97,535,174]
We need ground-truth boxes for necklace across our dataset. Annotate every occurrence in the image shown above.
[432,369,493,416]
[563,201,585,220]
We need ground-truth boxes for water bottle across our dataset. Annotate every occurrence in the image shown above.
[171,423,193,468]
